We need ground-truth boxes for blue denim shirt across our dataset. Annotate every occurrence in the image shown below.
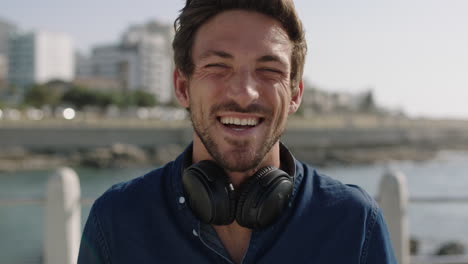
[78,145,396,264]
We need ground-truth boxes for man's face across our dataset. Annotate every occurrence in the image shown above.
[175,10,302,172]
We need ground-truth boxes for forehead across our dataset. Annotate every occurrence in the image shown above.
[192,10,292,63]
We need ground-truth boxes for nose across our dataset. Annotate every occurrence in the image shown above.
[226,69,260,108]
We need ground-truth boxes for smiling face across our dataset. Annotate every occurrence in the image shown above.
[174,10,303,173]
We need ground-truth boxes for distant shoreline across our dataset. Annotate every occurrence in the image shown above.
[1,116,468,171]
[0,144,458,172]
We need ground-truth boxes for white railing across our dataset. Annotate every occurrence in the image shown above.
[44,168,81,264]
[2,167,468,264]
[378,171,468,264]
[379,170,410,264]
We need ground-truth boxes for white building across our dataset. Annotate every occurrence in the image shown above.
[0,18,16,55]
[8,31,74,88]
[90,44,123,81]
[0,18,17,87]
[0,54,7,89]
[121,21,174,103]
[75,52,93,78]
[86,21,174,104]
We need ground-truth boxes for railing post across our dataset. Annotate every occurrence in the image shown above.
[378,169,410,264]
[44,167,81,264]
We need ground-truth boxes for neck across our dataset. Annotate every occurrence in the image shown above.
[191,136,282,188]
[226,143,280,187]
[213,221,252,264]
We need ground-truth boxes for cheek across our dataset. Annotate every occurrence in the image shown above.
[264,92,289,125]
[189,86,215,117]
[273,85,292,113]
[191,77,226,99]
[188,85,209,106]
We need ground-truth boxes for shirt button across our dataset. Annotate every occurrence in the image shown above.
[192,229,198,237]
[179,196,186,204]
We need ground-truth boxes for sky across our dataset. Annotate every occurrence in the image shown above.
[2,0,468,119]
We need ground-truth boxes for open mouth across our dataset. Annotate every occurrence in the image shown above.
[218,116,264,130]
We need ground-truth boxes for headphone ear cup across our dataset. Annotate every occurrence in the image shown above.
[182,160,236,225]
[236,174,259,228]
[236,167,293,229]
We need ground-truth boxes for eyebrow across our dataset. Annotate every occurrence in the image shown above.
[257,55,288,66]
[197,50,288,67]
[198,50,233,60]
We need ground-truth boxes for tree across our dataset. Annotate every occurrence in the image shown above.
[23,84,62,107]
[62,86,99,109]
[133,90,157,107]
[359,90,376,112]
[61,86,158,109]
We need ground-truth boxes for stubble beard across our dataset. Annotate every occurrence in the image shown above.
[190,104,286,173]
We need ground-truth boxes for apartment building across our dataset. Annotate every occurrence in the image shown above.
[8,31,74,89]
[82,21,174,103]
[0,18,17,88]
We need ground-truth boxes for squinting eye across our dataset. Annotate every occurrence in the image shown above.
[206,64,228,68]
[259,68,283,74]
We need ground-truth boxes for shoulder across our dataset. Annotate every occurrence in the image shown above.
[92,161,174,217]
[300,162,377,212]
[293,161,381,235]
[288,162,396,262]
[303,163,389,243]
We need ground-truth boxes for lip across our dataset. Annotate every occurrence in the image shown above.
[216,113,265,137]
[217,112,263,119]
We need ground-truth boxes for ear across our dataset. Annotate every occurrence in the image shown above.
[174,69,190,108]
[289,80,304,114]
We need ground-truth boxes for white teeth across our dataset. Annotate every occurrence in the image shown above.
[220,117,259,126]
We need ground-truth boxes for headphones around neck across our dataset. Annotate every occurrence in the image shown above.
[182,160,293,229]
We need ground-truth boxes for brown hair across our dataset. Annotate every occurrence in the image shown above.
[173,0,307,95]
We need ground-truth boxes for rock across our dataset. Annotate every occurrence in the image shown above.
[81,147,113,168]
[435,241,465,255]
[110,143,148,168]
[0,154,69,172]
[0,146,29,159]
[80,143,149,168]
[410,237,419,255]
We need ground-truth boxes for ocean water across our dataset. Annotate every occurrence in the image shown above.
[319,150,468,255]
[1,151,468,262]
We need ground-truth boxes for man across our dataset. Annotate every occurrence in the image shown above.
[78,0,396,263]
